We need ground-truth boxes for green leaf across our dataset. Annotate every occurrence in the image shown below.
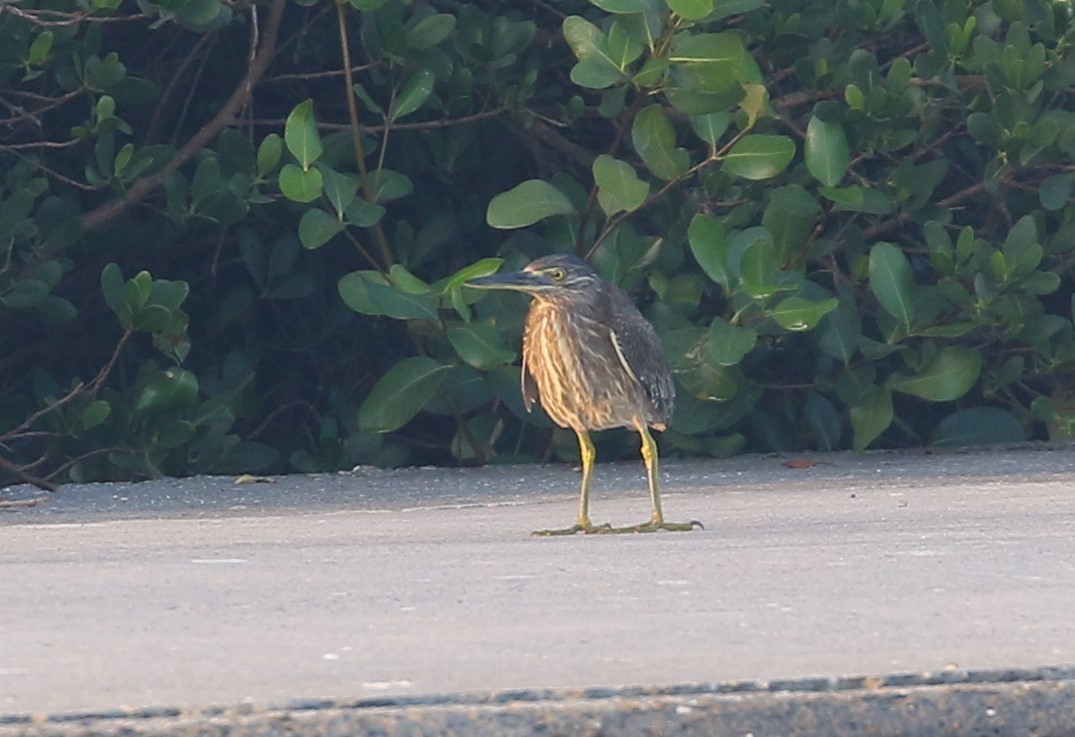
[153,419,195,451]
[590,0,655,11]
[633,57,670,87]
[123,271,152,312]
[562,17,623,88]
[450,286,471,321]
[85,54,126,90]
[850,386,892,450]
[563,16,608,62]
[804,116,850,187]
[174,0,225,29]
[606,18,645,68]
[114,143,134,176]
[436,258,504,291]
[388,264,431,294]
[345,199,386,227]
[710,0,764,20]
[690,111,730,149]
[768,296,838,331]
[389,69,435,123]
[371,170,414,202]
[96,94,116,120]
[668,32,743,70]
[407,13,456,50]
[668,0,714,21]
[657,272,705,313]
[132,304,171,332]
[966,112,1003,146]
[922,220,951,256]
[571,57,625,88]
[665,84,746,116]
[256,133,282,178]
[932,407,1025,447]
[805,392,842,451]
[337,271,439,320]
[737,237,791,298]
[35,295,77,325]
[739,83,768,126]
[593,155,649,216]
[81,400,111,430]
[869,242,916,328]
[352,82,384,116]
[357,356,453,433]
[320,166,359,218]
[706,318,757,366]
[283,99,322,170]
[298,208,345,249]
[817,303,861,363]
[135,368,199,415]
[486,180,576,229]
[278,163,323,203]
[28,30,54,65]
[721,135,796,180]
[1003,214,1037,255]
[821,185,893,215]
[1040,173,1074,211]
[845,84,866,111]
[1,279,48,309]
[687,213,730,288]
[762,185,819,261]
[1022,271,1060,295]
[150,279,189,312]
[889,347,982,402]
[101,263,125,315]
[447,323,516,369]
[668,33,746,99]
[632,105,689,180]
[190,156,221,206]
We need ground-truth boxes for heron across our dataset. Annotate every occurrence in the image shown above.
[468,254,702,535]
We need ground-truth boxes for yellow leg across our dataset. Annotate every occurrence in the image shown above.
[602,425,702,534]
[532,429,611,536]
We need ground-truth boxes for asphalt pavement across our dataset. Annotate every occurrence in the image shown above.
[2,446,1075,736]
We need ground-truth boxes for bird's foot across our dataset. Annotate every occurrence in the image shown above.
[531,520,613,536]
[598,519,704,534]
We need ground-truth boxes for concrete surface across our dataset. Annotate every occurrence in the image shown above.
[2,446,1075,735]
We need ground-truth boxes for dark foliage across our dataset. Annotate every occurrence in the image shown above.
[2,0,1074,488]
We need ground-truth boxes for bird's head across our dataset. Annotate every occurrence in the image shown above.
[466,255,601,300]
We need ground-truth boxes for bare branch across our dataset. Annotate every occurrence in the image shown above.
[0,454,57,492]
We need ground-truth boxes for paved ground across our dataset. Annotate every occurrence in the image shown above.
[2,446,1075,734]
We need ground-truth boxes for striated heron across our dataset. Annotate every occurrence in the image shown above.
[468,254,702,535]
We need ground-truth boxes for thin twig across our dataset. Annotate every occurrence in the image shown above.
[0,455,57,492]
[242,106,510,134]
[144,32,215,145]
[0,495,50,508]
[44,446,129,482]
[335,0,394,270]
[89,330,133,392]
[0,382,85,444]
[267,63,377,83]
[244,400,321,440]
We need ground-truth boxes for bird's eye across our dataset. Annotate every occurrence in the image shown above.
[550,268,566,281]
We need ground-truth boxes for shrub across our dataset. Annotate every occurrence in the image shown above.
[2,0,1073,487]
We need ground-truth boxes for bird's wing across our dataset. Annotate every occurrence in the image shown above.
[521,350,538,413]
[608,296,675,425]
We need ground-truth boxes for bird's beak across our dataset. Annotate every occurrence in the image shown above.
[466,270,546,293]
